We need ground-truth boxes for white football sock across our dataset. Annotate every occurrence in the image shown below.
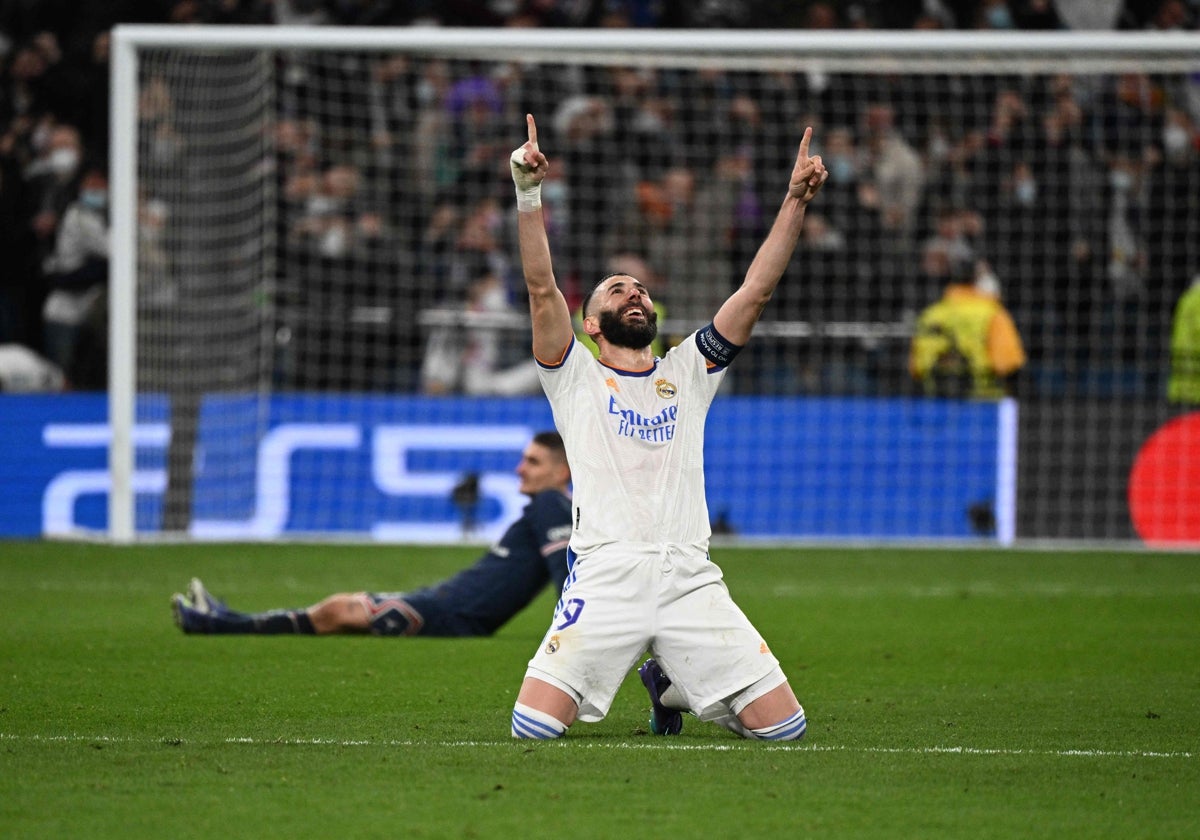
[749,708,807,742]
[511,702,569,739]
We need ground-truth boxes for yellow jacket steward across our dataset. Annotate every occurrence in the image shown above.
[1168,281,1200,405]
[909,284,1026,398]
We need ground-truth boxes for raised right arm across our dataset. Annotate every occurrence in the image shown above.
[511,114,574,364]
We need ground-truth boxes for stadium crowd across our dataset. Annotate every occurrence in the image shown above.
[1,0,1198,395]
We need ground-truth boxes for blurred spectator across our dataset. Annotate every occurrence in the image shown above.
[554,93,620,287]
[0,342,64,391]
[857,102,926,319]
[1104,152,1147,303]
[803,2,842,28]
[594,0,685,27]
[71,30,112,157]
[622,160,738,324]
[416,192,531,394]
[919,205,980,303]
[504,0,576,27]
[408,58,454,207]
[910,260,1027,398]
[1168,274,1200,403]
[976,0,1017,28]
[4,33,76,125]
[273,0,333,25]
[420,266,540,396]
[1011,0,1063,27]
[862,103,925,238]
[320,0,413,25]
[1134,0,1197,29]
[790,210,848,325]
[137,75,185,169]
[1052,0,1123,29]
[443,61,511,205]
[817,125,864,229]
[40,164,109,387]
[1,0,1198,403]
[22,121,83,272]
[138,194,175,307]
[290,162,376,261]
[1146,106,1200,304]
[449,195,511,293]
[366,54,416,178]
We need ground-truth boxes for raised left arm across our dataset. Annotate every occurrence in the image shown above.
[713,127,827,346]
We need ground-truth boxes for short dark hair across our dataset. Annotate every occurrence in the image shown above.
[580,272,630,318]
[532,430,565,461]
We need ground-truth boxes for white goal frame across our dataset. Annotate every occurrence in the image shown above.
[108,25,1200,543]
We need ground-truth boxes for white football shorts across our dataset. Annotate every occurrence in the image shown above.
[524,541,782,722]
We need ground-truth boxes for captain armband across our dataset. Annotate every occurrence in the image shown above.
[695,323,743,368]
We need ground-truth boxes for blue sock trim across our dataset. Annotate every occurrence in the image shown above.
[511,703,567,739]
[751,709,807,742]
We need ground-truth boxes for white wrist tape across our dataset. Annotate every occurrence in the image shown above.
[510,147,542,212]
[515,184,542,212]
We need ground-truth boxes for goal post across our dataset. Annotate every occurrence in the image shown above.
[109,29,137,543]
[109,26,1200,545]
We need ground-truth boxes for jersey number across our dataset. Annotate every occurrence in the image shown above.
[554,598,586,630]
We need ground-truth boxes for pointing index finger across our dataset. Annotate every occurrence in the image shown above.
[527,113,538,148]
[798,126,812,158]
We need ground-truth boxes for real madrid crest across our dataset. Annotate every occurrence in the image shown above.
[545,634,560,654]
[655,378,677,399]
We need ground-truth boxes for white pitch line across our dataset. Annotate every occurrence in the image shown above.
[0,733,1191,759]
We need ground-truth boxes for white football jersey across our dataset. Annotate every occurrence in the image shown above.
[537,332,728,553]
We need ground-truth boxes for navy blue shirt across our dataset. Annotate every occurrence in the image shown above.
[395,489,572,636]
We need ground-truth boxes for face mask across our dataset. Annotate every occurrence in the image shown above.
[473,283,507,313]
[48,147,80,175]
[306,195,340,216]
[1014,179,1036,206]
[987,5,1014,29]
[829,155,857,182]
[542,180,566,205]
[32,123,52,153]
[80,189,107,211]
[928,135,950,162]
[1164,125,1191,156]
[319,224,347,257]
[416,78,437,106]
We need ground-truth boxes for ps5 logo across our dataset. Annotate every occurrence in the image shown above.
[193,423,534,540]
[41,422,170,537]
[41,421,535,540]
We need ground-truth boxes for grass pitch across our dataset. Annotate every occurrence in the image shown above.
[1,541,1197,838]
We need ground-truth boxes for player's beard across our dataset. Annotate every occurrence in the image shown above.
[598,305,658,350]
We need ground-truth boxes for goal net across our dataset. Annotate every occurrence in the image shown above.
[109,27,1200,545]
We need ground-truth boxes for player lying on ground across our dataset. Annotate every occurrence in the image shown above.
[171,432,572,637]
[508,114,826,740]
